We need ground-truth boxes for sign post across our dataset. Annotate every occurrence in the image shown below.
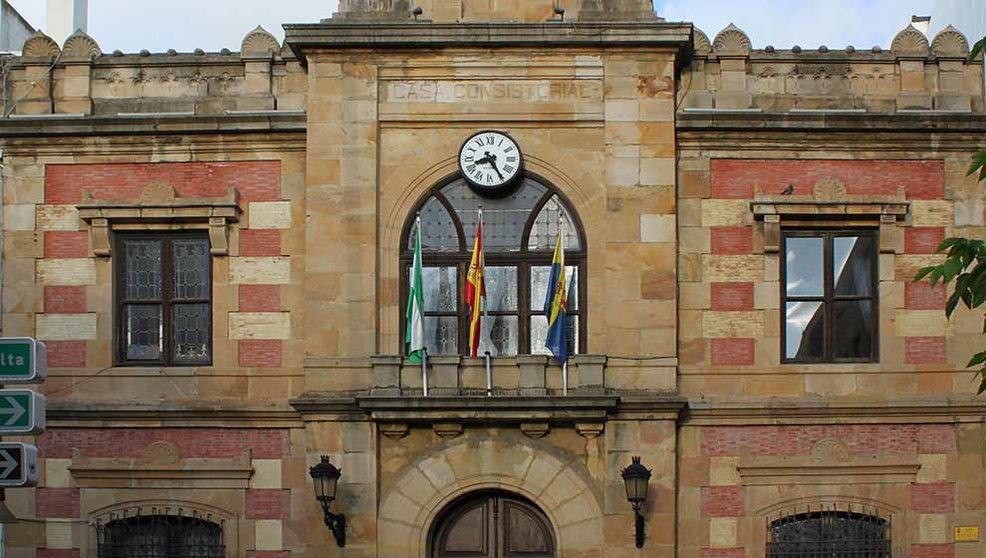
[0,335,48,558]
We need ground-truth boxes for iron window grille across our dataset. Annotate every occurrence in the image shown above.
[96,509,225,558]
[781,230,879,363]
[767,507,891,558]
[115,233,212,366]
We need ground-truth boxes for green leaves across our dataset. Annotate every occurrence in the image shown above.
[971,36,986,63]
[914,237,986,393]
[969,151,986,182]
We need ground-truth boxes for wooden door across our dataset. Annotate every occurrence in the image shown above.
[431,492,555,557]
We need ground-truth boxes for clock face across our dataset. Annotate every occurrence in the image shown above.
[458,131,523,194]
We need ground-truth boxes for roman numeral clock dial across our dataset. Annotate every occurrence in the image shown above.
[458,131,523,195]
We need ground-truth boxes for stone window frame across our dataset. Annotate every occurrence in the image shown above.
[77,182,242,367]
[751,178,910,365]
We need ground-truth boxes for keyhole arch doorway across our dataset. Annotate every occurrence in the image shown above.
[429,490,557,558]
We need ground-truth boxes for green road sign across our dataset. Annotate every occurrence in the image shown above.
[0,338,47,383]
[0,390,45,435]
[0,443,38,488]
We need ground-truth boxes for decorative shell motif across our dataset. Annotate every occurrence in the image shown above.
[62,30,102,59]
[931,25,970,57]
[813,177,847,201]
[693,28,712,55]
[143,441,181,465]
[810,439,850,463]
[22,30,60,59]
[890,25,930,56]
[241,25,280,55]
[712,23,752,55]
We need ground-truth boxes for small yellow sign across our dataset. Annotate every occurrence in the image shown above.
[954,525,980,542]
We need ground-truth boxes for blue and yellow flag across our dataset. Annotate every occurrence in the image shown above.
[544,230,568,364]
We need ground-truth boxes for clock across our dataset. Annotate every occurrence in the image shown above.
[458,131,523,195]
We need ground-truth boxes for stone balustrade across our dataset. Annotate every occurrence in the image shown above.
[680,23,985,113]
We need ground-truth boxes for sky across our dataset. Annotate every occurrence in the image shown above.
[7,0,962,54]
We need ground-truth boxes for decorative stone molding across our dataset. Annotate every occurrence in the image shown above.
[241,25,281,57]
[77,182,241,256]
[931,25,970,58]
[751,179,909,253]
[62,30,102,60]
[891,25,930,57]
[88,500,239,557]
[693,28,712,55]
[22,30,60,60]
[712,23,752,55]
[433,422,463,439]
[575,422,604,439]
[69,446,254,488]
[520,422,549,439]
[353,394,619,423]
[380,423,409,440]
[332,0,413,21]
[738,439,920,485]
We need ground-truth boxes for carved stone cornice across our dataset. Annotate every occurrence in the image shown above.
[46,402,303,427]
[684,397,986,425]
[738,439,920,485]
[69,443,254,489]
[751,178,909,253]
[354,394,619,423]
[78,182,241,256]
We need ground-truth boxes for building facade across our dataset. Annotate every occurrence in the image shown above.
[0,1,984,557]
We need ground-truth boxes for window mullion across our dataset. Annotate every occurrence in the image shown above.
[162,238,173,366]
[823,233,834,362]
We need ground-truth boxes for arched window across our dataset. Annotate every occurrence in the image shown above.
[402,176,585,357]
[767,509,891,558]
[96,512,225,558]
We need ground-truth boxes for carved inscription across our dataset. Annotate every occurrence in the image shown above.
[385,80,602,104]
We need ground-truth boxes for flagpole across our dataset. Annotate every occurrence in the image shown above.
[480,205,493,396]
[559,214,568,397]
[422,347,428,397]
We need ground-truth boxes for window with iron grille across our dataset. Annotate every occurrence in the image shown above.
[782,230,878,363]
[115,234,212,366]
[96,514,225,558]
[767,510,891,558]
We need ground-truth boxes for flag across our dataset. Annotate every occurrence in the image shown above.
[544,229,568,364]
[405,217,426,364]
[465,212,486,358]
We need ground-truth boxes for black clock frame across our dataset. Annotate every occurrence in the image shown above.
[457,130,524,198]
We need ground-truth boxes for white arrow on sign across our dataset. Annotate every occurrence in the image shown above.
[0,396,25,427]
[0,448,17,479]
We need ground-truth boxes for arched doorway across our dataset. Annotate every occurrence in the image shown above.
[430,491,556,558]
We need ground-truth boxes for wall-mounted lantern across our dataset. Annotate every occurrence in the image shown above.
[309,455,346,547]
[621,456,652,548]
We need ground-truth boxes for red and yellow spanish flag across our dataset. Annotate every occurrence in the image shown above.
[464,214,486,358]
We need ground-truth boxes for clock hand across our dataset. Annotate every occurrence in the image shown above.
[484,151,505,181]
[475,155,492,166]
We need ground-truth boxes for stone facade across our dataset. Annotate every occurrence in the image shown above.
[0,3,984,558]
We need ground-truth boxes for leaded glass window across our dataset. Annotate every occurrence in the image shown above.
[117,234,212,365]
[403,177,585,357]
[767,510,891,558]
[782,230,878,363]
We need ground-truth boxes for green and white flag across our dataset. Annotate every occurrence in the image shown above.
[405,216,426,364]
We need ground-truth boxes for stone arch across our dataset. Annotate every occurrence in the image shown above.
[62,30,101,59]
[377,433,604,557]
[713,23,752,55]
[891,25,929,56]
[241,25,280,55]
[22,30,60,59]
[931,25,970,57]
